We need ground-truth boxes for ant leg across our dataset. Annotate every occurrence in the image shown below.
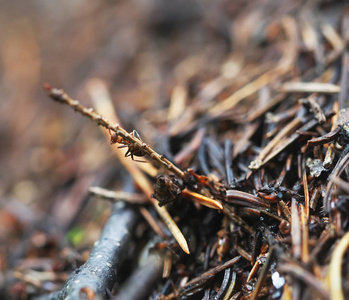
[130,152,146,163]
[133,159,147,163]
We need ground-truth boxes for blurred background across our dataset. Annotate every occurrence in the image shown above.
[0,0,345,298]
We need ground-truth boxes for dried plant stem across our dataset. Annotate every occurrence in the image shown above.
[44,83,185,180]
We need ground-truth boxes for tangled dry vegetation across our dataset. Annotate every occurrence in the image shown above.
[2,1,349,300]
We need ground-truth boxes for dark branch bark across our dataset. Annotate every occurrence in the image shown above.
[35,201,139,300]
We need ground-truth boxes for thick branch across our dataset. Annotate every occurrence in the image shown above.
[35,202,139,300]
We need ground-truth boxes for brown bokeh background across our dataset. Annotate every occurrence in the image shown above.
[0,1,237,297]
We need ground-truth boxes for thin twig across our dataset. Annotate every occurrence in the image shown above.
[44,83,185,180]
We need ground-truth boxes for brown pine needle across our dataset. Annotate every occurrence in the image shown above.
[291,199,301,260]
[282,82,341,94]
[226,190,270,208]
[278,263,329,300]
[302,169,310,219]
[181,189,223,210]
[249,117,302,169]
[89,186,148,204]
[208,71,274,117]
[329,231,349,300]
[300,205,309,263]
[176,256,241,299]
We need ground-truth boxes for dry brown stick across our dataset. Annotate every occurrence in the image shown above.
[44,83,185,180]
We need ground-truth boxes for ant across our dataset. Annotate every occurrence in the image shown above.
[109,129,147,162]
